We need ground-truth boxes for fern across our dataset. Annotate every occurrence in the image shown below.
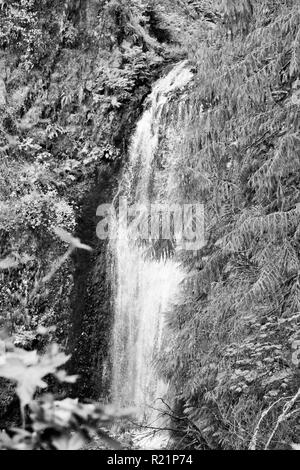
[158,0,300,450]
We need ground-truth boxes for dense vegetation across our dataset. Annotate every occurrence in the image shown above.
[0,0,300,451]
[159,0,300,450]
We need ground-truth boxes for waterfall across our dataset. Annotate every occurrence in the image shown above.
[111,62,193,422]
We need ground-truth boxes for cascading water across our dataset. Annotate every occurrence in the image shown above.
[111,62,193,427]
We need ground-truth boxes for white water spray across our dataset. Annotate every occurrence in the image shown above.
[111,62,192,422]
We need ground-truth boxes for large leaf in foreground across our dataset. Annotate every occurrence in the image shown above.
[0,344,70,408]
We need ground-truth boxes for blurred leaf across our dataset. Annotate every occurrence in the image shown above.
[291,443,300,450]
[52,433,85,450]
[0,429,33,450]
[55,369,78,384]
[0,344,70,408]
[53,227,92,251]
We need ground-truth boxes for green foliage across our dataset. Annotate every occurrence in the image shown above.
[0,0,65,70]
[0,229,124,451]
[0,342,74,410]
[95,43,163,103]
[157,0,300,450]
[0,338,125,450]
